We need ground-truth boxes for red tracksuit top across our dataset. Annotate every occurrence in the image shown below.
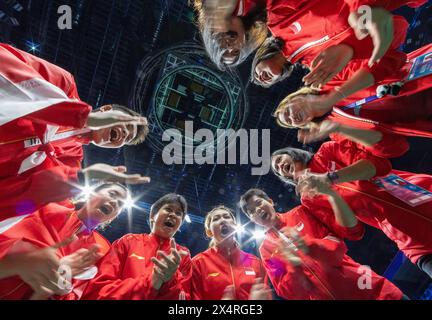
[326,44,432,138]
[260,210,403,300]
[0,201,111,300]
[81,233,192,300]
[0,44,92,220]
[191,245,266,300]
[302,135,432,264]
[265,0,425,82]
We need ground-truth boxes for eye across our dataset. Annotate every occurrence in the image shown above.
[175,211,182,217]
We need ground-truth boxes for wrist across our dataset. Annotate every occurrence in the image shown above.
[327,171,340,185]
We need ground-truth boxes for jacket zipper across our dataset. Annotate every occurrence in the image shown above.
[288,28,352,62]
[228,248,237,298]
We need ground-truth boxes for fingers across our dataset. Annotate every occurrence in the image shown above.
[221,285,235,300]
[51,235,77,250]
[125,175,151,185]
[158,251,178,269]
[151,257,168,270]
[368,14,393,67]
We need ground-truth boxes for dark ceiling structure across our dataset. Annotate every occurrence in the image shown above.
[1,0,432,299]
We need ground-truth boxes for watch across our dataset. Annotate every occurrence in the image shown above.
[327,171,339,184]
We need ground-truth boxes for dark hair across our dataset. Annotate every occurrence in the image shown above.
[149,193,188,228]
[73,182,128,210]
[271,147,314,185]
[195,1,268,71]
[239,188,271,216]
[251,37,294,88]
[94,104,149,145]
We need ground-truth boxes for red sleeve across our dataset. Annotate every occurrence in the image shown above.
[259,242,311,300]
[344,0,427,11]
[329,131,409,158]
[234,0,261,16]
[25,102,91,129]
[157,248,192,300]
[0,166,80,218]
[365,16,408,83]
[317,140,393,178]
[0,237,22,260]
[190,257,205,300]
[82,238,157,300]
[310,203,366,241]
[306,234,347,267]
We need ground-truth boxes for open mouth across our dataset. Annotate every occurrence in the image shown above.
[282,163,291,176]
[220,224,231,237]
[110,127,122,144]
[259,211,269,221]
[164,220,175,228]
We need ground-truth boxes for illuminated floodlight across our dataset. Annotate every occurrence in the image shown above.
[185,214,192,223]
[252,229,265,240]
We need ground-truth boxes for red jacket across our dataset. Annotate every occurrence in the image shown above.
[0,201,111,300]
[265,0,422,81]
[302,137,432,264]
[260,209,402,300]
[191,245,266,300]
[326,44,432,138]
[82,233,192,300]
[0,44,92,220]
[234,0,263,16]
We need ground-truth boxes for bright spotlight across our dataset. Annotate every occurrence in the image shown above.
[252,229,265,240]
[79,185,94,200]
[123,196,135,210]
[235,225,245,234]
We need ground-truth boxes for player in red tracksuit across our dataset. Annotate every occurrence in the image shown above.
[0,182,129,300]
[270,133,432,278]
[191,206,271,300]
[0,43,149,220]
[81,194,192,300]
[273,44,432,138]
[239,188,404,300]
[0,161,149,222]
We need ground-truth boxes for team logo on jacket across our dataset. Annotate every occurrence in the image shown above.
[207,272,220,278]
[295,222,304,232]
[244,269,256,276]
[289,22,302,34]
[129,253,145,260]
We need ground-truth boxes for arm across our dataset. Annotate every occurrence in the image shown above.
[259,243,311,300]
[306,234,347,267]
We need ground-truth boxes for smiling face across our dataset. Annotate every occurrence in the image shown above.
[271,154,306,182]
[254,54,285,86]
[216,16,246,65]
[82,184,128,228]
[244,195,277,229]
[91,105,138,148]
[151,202,184,239]
[206,208,236,244]
[276,98,314,128]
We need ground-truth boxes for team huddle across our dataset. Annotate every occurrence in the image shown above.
[0,0,431,300]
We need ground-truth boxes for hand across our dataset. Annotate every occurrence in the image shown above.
[285,95,332,127]
[276,237,302,267]
[86,111,147,130]
[303,44,354,88]
[348,7,393,67]
[60,244,102,276]
[151,239,188,289]
[14,237,76,299]
[297,120,340,144]
[279,227,309,255]
[296,171,333,198]
[82,163,151,185]
[248,278,272,300]
[221,285,236,300]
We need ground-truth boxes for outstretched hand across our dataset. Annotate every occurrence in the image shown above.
[82,163,151,185]
[86,111,147,130]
